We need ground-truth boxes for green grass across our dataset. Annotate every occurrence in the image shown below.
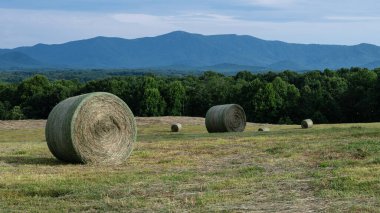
[1,122,380,212]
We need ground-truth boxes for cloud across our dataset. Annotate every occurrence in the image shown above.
[1,7,380,48]
[0,8,245,48]
[111,13,172,26]
[325,16,380,22]
[0,9,176,48]
[240,0,298,8]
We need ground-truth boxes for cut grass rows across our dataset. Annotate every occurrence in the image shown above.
[0,122,380,212]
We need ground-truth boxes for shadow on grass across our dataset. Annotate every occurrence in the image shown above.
[0,156,64,165]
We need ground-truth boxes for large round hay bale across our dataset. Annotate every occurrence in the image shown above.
[301,119,313,129]
[205,104,246,133]
[171,123,182,132]
[45,92,137,165]
[258,127,270,132]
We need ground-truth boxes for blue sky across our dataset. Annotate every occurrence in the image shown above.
[1,0,380,48]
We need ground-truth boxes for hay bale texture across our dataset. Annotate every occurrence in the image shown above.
[205,104,246,133]
[45,92,137,165]
[258,127,270,132]
[301,119,313,129]
[171,123,182,132]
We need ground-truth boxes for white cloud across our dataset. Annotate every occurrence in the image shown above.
[325,16,380,22]
[0,8,380,48]
[112,13,169,25]
[240,0,298,8]
[0,9,244,48]
[0,9,177,48]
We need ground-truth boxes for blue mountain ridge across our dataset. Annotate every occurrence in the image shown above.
[0,31,380,71]
[0,51,43,68]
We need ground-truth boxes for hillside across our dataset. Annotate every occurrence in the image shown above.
[0,51,43,68]
[1,31,380,71]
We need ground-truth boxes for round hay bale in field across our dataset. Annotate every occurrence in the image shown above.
[45,92,137,165]
[258,127,270,132]
[171,123,182,132]
[301,119,313,129]
[205,104,246,133]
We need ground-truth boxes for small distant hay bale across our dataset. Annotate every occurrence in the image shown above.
[301,119,313,129]
[45,92,137,165]
[205,104,246,133]
[258,127,270,132]
[171,123,182,132]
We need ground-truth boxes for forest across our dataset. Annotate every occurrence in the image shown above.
[1,67,380,124]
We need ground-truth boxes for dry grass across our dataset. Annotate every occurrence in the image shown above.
[0,120,46,130]
[1,118,380,212]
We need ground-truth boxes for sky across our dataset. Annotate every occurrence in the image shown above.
[1,0,380,48]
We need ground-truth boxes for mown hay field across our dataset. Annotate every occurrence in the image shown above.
[1,117,380,212]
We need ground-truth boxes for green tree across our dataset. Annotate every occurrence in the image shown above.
[9,106,24,120]
[0,84,18,106]
[239,78,264,121]
[234,71,256,81]
[341,68,377,122]
[0,101,10,120]
[165,81,185,116]
[253,83,278,123]
[141,88,166,116]
[17,75,52,118]
[17,74,51,101]
[279,84,300,124]
[139,76,166,116]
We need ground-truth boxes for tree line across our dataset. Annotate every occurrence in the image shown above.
[1,67,380,124]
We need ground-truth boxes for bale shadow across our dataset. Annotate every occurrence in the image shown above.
[0,156,64,166]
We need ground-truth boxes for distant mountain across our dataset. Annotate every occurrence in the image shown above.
[0,49,10,55]
[201,63,266,73]
[1,31,380,71]
[267,60,306,71]
[363,60,380,69]
[0,51,43,68]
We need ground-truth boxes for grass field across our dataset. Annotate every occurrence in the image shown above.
[1,118,380,212]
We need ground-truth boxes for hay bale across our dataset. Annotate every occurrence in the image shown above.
[258,127,270,132]
[45,92,137,165]
[301,119,313,129]
[171,123,182,132]
[205,104,246,133]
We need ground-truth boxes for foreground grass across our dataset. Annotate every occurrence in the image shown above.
[1,122,380,212]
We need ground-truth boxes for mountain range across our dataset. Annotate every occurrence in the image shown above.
[1,31,380,72]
